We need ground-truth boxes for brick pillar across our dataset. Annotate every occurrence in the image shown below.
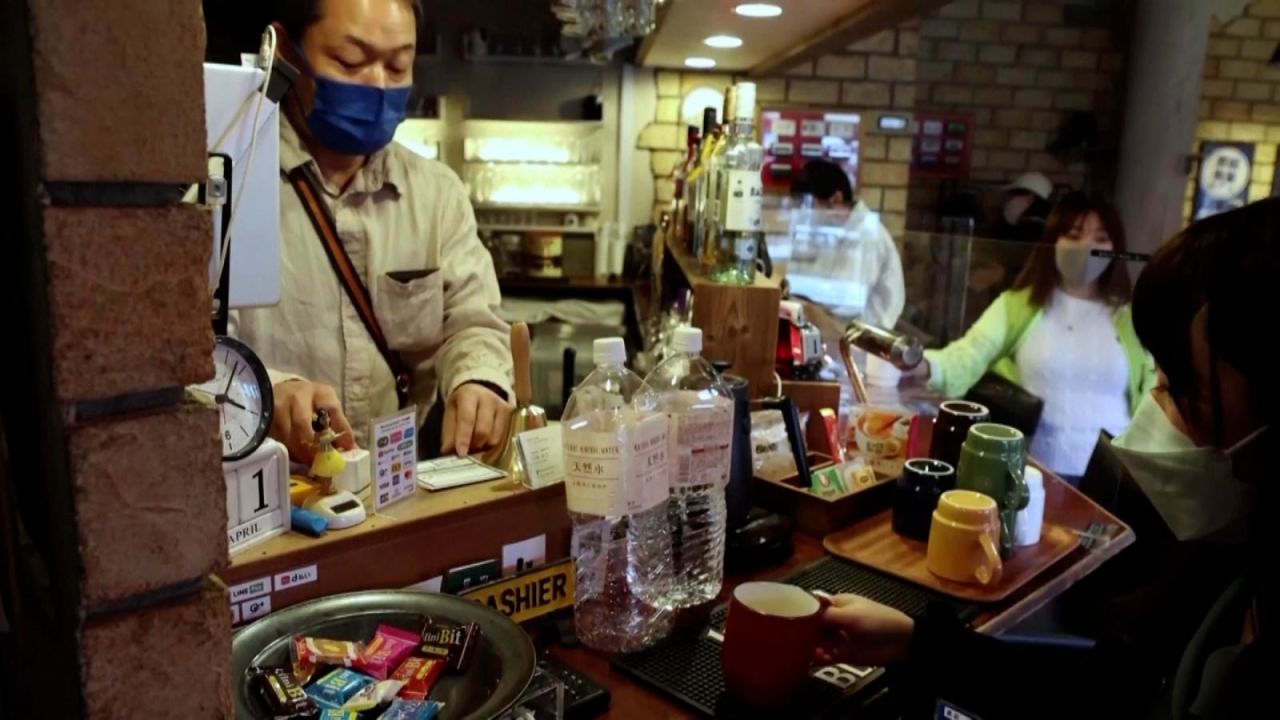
[1,1,232,718]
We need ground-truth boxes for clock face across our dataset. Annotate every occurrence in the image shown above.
[193,336,274,461]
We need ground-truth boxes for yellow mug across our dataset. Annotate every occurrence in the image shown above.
[925,490,1003,585]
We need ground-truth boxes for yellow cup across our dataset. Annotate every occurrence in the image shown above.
[926,490,1003,585]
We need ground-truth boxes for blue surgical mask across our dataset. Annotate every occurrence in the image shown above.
[293,43,411,155]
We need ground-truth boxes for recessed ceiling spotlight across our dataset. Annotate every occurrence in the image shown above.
[734,3,783,18]
[705,35,744,49]
[685,57,717,69]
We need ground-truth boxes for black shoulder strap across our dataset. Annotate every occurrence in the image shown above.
[287,166,410,408]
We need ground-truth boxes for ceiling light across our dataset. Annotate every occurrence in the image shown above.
[705,35,744,49]
[734,3,783,18]
[685,57,717,69]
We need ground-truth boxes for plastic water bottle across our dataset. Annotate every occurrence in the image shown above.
[562,337,674,652]
[645,327,732,608]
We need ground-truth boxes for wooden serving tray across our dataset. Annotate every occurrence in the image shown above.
[823,512,1079,602]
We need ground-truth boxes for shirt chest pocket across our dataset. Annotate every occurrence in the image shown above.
[373,270,443,352]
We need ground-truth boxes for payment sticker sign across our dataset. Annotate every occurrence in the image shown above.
[461,559,574,624]
[371,407,417,511]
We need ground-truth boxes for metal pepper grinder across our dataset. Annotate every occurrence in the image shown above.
[485,321,546,486]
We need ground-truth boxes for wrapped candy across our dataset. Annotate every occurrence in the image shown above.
[354,624,419,680]
[248,667,318,720]
[381,699,445,720]
[304,668,375,709]
[390,657,444,701]
[342,679,405,712]
[418,620,478,673]
[290,636,361,684]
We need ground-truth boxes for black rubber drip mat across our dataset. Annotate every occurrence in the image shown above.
[611,556,980,718]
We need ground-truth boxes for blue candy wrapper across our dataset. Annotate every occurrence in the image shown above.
[381,698,444,720]
[305,668,375,709]
[320,710,359,720]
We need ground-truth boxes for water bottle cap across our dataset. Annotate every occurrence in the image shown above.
[593,337,627,365]
[672,326,702,354]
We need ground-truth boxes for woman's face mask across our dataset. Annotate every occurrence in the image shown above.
[1112,391,1266,542]
[1054,211,1113,286]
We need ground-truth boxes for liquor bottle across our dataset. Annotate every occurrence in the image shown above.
[700,86,737,271]
[687,107,718,259]
[711,82,765,285]
[644,326,732,608]
[669,125,699,249]
[562,338,674,653]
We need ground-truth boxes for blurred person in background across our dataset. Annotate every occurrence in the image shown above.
[906,192,1155,481]
[789,159,906,330]
[817,196,1276,720]
[992,171,1054,243]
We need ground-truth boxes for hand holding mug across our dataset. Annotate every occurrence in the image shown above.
[814,594,915,667]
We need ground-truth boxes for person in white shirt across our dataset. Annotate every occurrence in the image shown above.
[234,0,512,462]
[789,160,906,330]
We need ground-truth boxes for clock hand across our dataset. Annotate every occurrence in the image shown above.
[224,362,240,397]
[225,397,253,412]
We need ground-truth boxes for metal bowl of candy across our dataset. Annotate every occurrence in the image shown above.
[232,590,536,719]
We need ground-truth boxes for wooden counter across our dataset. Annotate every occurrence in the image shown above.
[551,471,1134,718]
[218,480,571,620]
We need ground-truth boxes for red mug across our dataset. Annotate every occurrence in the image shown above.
[721,582,823,706]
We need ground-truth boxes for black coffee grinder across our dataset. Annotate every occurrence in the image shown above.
[715,367,793,574]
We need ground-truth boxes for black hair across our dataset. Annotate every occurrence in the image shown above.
[1132,196,1279,434]
[275,0,423,42]
[1013,191,1131,308]
[791,159,854,204]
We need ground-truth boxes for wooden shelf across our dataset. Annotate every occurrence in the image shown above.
[219,479,571,619]
[663,243,782,398]
[667,243,781,292]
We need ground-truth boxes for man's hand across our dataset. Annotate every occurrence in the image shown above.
[442,383,513,457]
[814,594,915,667]
[270,379,355,463]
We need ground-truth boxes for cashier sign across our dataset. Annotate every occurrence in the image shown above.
[461,559,575,623]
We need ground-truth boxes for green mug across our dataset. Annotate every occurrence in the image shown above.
[955,422,1029,558]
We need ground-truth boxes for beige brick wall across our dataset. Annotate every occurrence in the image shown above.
[909,0,1127,227]
[639,25,918,236]
[1184,0,1280,221]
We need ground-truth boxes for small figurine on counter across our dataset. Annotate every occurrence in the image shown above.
[301,409,368,530]
[309,409,349,490]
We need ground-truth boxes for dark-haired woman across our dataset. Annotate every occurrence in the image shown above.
[909,192,1155,479]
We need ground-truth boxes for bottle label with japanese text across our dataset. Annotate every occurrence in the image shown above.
[622,413,671,512]
[564,429,625,516]
[720,168,763,232]
[670,401,733,489]
[564,413,670,515]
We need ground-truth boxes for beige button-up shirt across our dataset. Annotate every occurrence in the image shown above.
[234,119,511,446]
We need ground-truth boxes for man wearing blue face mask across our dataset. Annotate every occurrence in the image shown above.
[235,0,514,463]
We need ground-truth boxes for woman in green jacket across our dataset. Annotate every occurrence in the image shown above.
[911,193,1156,480]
